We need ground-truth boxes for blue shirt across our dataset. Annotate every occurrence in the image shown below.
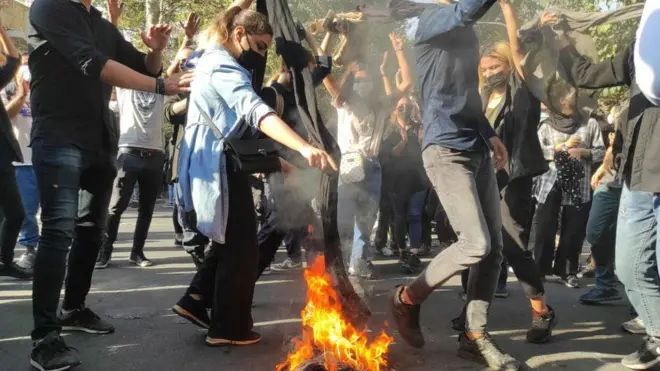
[414,0,497,151]
[176,44,274,243]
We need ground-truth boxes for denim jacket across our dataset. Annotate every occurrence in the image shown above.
[176,44,274,243]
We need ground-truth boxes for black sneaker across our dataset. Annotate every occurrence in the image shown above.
[562,275,580,288]
[621,336,660,370]
[30,332,81,371]
[94,254,109,270]
[172,294,211,329]
[494,283,509,298]
[206,331,261,346]
[457,332,521,370]
[451,315,465,332]
[417,244,432,257]
[59,308,115,334]
[129,252,153,268]
[526,305,557,344]
[399,253,422,274]
[0,262,33,279]
[389,285,424,348]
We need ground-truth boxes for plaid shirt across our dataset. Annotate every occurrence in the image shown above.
[534,118,605,205]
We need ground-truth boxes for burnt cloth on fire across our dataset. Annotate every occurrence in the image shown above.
[256,0,371,324]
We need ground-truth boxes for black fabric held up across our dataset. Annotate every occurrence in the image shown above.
[256,0,370,324]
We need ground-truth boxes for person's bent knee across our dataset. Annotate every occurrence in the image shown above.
[459,238,492,265]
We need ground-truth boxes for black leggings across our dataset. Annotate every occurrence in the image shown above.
[185,165,258,338]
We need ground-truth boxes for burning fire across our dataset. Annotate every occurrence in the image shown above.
[276,256,393,371]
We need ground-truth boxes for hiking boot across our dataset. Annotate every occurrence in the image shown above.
[172,294,211,329]
[59,307,114,334]
[129,252,153,268]
[622,317,646,335]
[526,306,557,344]
[389,285,424,348]
[0,262,33,280]
[271,257,303,272]
[206,331,262,346]
[457,332,521,370]
[30,332,81,371]
[621,336,660,370]
[579,287,622,304]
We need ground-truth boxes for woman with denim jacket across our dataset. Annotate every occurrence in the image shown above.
[172,0,336,346]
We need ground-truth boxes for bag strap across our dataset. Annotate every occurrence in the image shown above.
[192,99,227,142]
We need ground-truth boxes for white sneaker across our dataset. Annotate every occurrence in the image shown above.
[271,258,303,272]
[262,265,272,275]
[378,247,394,257]
[16,250,36,270]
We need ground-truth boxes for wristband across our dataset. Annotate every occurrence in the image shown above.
[155,78,166,95]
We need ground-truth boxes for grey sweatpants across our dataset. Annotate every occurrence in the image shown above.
[407,144,504,334]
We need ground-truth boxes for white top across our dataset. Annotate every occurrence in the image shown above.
[335,103,383,158]
[635,1,660,106]
[116,88,165,151]
[1,83,33,166]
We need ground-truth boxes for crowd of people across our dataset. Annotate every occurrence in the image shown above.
[0,0,659,370]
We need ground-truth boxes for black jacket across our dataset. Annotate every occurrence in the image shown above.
[0,56,22,166]
[559,41,660,193]
[481,72,548,181]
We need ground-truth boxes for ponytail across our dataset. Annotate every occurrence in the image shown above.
[204,6,273,47]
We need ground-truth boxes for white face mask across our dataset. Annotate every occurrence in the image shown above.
[19,65,31,83]
[109,100,119,113]
[540,111,550,122]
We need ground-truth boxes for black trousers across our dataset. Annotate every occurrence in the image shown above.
[30,141,116,340]
[374,175,396,251]
[0,167,25,265]
[172,207,183,235]
[103,149,165,255]
[186,166,257,338]
[534,184,591,277]
[500,176,545,298]
[257,179,314,278]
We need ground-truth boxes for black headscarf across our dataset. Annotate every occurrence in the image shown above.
[546,111,581,134]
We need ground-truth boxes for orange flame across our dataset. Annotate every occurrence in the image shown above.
[276,256,393,371]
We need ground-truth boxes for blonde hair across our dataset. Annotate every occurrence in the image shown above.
[201,7,272,48]
[478,41,514,90]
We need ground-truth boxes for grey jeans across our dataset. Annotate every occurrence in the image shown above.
[407,144,504,334]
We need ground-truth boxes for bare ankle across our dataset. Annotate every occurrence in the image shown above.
[189,294,202,301]
[400,287,414,305]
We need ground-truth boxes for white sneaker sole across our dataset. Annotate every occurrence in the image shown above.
[30,358,79,371]
[61,326,113,334]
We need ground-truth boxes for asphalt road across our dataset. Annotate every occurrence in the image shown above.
[0,205,650,371]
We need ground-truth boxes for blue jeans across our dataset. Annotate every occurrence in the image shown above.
[615,183,660,337]
[15,166,40,248]
[408,190,427,251]
[30,140,116,340]
[586,184,621,290]
[168,184,175,202]
[338,159,381,270]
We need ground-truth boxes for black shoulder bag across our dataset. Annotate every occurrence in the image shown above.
[193,100,282,175]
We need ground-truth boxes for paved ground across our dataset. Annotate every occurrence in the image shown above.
[0,205,651,371]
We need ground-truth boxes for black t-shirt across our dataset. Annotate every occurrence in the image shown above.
[379,125,427,194]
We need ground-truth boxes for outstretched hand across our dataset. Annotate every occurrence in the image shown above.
[107,0,124,22]
[179,13,201,39]
[141,24,173,51]
[299,145,338,172]
[389,32,404,51]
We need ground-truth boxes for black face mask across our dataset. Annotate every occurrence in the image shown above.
[237,35,267,90]
[485,72,508,89]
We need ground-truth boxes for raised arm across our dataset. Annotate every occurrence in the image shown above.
[318,31,341,100]
[380,52,392,96]
[558,39,633,90]
[228,0,252,10]
[389,33,412,94]
[29,0,188,95]
[3,79,28,118]
[0,23,20,88]
[498,0,524,79]
[415,0,497,44]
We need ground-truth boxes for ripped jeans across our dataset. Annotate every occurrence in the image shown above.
[30,140,116,340]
